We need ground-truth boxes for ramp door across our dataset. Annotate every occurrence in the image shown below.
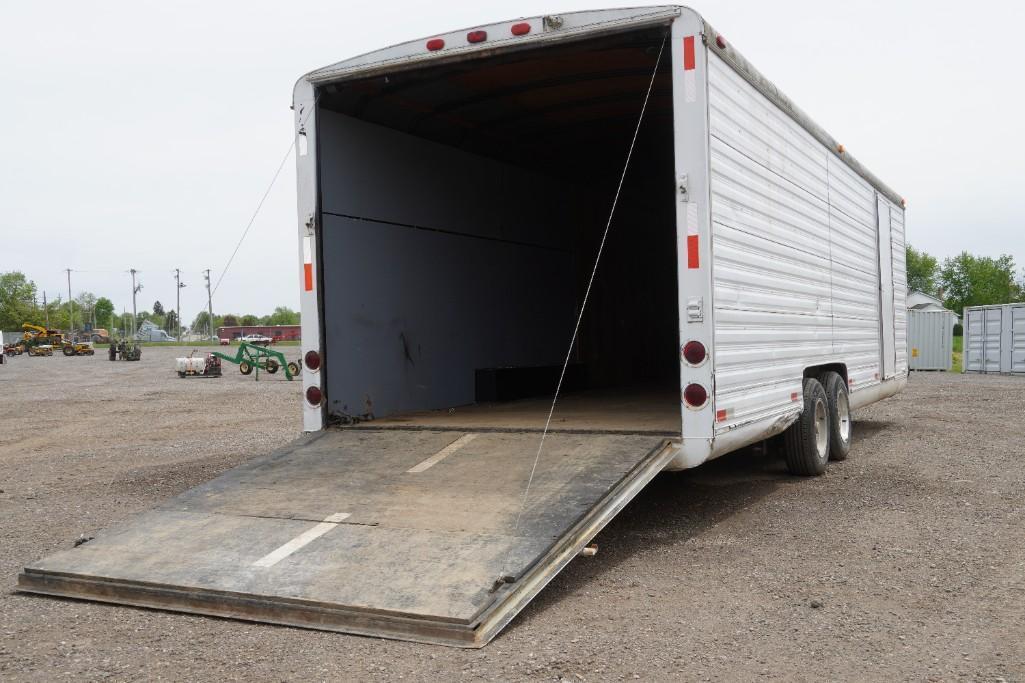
[19,423,674,647]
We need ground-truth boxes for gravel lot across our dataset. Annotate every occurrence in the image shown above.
[1,347,1023,681]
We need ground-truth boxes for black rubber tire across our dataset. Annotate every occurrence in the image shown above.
[239,361,253,375]
[62,345,74,356]
[265,359,279,374]
[287,362,300,377]
[784,377,830,476]
[822,372,852,461]
[178,371,186,378]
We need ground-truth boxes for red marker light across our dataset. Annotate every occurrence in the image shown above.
[511,23,530,36]
[304,350,321,371]
[467,30,487,43]
[306,386,322,406]
[426,38,445,51]
[683,383,708,408]
[715,35,727,49]
[682,340,707,366]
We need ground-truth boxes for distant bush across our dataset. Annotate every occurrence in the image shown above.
[953,323,963,337]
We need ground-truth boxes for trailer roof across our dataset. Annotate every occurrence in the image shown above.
[298,6,904,207]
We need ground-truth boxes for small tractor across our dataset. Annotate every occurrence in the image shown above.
[175,351,222,378]
[213,341,300,380]
[62,341,95,356]
[108,339,142,361]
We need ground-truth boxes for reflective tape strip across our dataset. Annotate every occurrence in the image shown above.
[303,235,314,291]
[686,202,699,269]
[683,36,697,102]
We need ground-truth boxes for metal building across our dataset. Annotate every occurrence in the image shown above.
[964,303,1025,374]
[907,309,955,371]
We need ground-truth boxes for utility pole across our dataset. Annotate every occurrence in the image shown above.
[43,291,49,329]
[66,268,74,332]
[203,269,214,340]
[130,269,142,338]
[175,268,186,342]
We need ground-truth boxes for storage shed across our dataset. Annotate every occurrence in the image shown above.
[907,309,955,371]
[964,303,1025,374]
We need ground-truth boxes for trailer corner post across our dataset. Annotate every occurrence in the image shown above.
[669,10,715,469]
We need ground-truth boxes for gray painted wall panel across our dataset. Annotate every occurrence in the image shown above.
[907,309,954,371]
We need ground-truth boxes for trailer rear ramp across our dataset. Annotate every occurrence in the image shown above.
[19,406,677,647]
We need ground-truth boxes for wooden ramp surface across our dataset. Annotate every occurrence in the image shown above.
[19,425,674,647]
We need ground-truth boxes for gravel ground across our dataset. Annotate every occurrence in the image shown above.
[1,348,1023,681]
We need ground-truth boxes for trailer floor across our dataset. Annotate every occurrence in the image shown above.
[18,410,675,646]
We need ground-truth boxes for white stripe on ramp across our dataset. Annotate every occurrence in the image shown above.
[406,434,477,473]
[252,512,350,568]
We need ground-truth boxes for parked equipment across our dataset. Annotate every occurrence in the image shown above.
[109,339,142,361]
[212,341,300,380]
[20,7,910,648]
[62,341,95,356]
[964,303,1025,374]
[176,352,222,378]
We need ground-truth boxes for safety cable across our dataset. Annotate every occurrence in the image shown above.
[507,33,669,553]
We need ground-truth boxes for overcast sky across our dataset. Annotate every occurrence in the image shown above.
[2,1,1023,322]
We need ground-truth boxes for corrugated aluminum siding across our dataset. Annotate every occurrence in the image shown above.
[707,52,907,431]
[964,303,1025,374]
[907,309,954,371]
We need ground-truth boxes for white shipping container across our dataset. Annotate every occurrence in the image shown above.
[907,309,955,371]
[964,303,1025,374]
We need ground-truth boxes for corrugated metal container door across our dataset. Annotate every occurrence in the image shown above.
[964,303,1025,374]
[907,309,954,370]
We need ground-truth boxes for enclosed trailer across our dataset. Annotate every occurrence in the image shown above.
[21,6,908,647]
[964,303,1025,374]
[908,309,955,371]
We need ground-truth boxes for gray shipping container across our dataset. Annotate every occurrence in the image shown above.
[907,309,955,371]
[963,303,1025,374]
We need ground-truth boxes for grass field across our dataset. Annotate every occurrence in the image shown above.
[952,334,963,373]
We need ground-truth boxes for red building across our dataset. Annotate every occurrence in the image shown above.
[217,325,301,341]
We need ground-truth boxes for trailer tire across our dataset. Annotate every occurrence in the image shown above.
[823,372,852,461]
[265,359,279,374]
[784,377,830,476]
[239,361,253,375]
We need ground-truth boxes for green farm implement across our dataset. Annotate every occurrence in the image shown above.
[213,341,301,380]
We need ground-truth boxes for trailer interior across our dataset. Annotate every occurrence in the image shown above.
[315,26,681,433]
[19,23,689,648]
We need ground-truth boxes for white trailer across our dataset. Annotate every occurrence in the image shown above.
[21,6,907,647]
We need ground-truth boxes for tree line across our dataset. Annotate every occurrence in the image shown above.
[906,247,1024,313]
[0,271,299,337]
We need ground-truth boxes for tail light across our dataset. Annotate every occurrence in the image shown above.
[304,350,321,371]
[683,383,708,408]
[511,23,530,36]
[426,38,445,51]
[682,340,707,366]
[306,386,322,406]
[467,30,487,43]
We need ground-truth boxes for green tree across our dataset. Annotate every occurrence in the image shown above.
[222,314,239,327]
[94,297,115,328]
[0,271,38,330]
[191,311,223,337]
[265,306,300,326]
[165,309,178,336]
[939,252,1020,314]
[239,314,260,326]
[906,245,938,295]
[153,300,165,316]
[74,292,97,329]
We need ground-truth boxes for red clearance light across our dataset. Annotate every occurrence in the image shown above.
[715,34,727,49]
[682,340,707,365]
[304,349,321,371]
[467,30,487,43]
[511,22,530,36]
[426,38,445,51]
[683,383,708,408]
[306,385,322,406]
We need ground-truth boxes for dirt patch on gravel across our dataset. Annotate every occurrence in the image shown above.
[1,351,1022,681]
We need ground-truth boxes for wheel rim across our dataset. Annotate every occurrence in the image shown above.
[814,398,828,458]
[837,391,851,444]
